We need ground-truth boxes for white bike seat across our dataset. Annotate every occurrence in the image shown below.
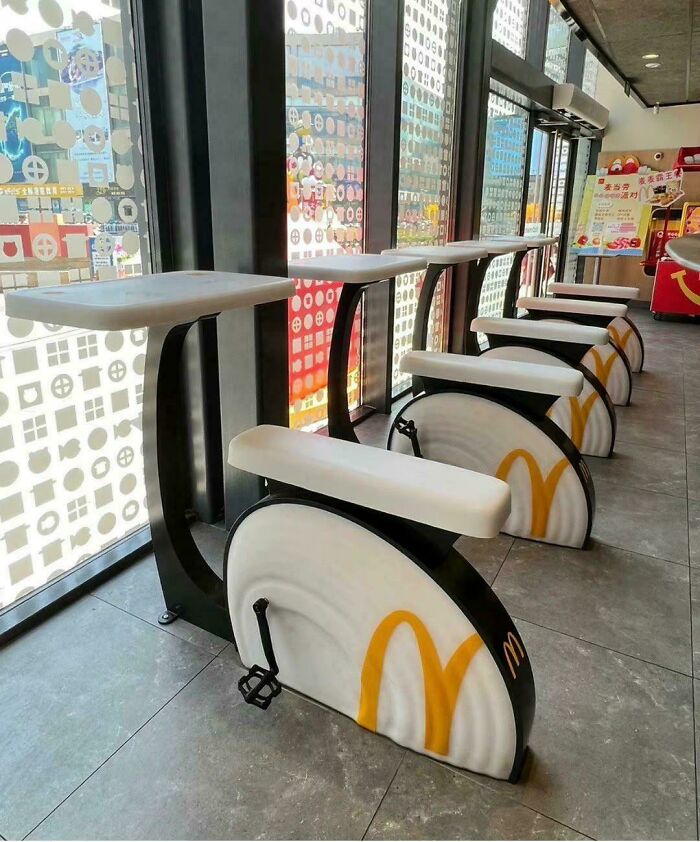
[229,425,511,539]
[472,316,610,346]
[400,351,584,397]
[4,270,295,330]
[549,282,640,300]
[517,296,627,318]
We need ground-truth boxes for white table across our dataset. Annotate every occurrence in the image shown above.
[5,271,295,640]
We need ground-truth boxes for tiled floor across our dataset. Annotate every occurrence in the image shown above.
[1,307,699,840]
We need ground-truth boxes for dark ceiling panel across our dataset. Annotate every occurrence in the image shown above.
[561,0,698,106]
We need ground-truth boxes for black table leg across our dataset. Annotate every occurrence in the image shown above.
[143,319,233,641]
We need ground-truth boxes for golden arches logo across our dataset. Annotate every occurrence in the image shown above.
[357,610,483,756]
[608,323,633,352]
[671,270,700,306]
[496,449,569,538]
[503,631,525,680]
[587,347,620,389]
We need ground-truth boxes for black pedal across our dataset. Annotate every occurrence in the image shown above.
[237,597,282,710]
[394,416,423,458]
[238,665,282,709]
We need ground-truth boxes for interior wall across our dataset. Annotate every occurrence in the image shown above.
[596,66,700,151]
[580,68,700,298]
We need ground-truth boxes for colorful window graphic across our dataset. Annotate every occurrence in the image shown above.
[0,0,150,610]
[544,4,569,83]
[285,0,367,431]
[492,0,530,59]
[478,92,528,319]
[391,0,461,394]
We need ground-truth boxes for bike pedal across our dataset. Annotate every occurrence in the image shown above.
[238,664,282,709]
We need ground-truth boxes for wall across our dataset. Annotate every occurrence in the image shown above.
[596,66,700,151]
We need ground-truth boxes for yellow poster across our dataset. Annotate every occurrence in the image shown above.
[570,174,652,257]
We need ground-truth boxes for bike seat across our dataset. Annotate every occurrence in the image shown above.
[228,425,511,539]
[549,282,640,301]
[400,351,584,397]
[472,316,610,346]
[4,271,295,330]
[288,254,427,284]
[517,296,628,319]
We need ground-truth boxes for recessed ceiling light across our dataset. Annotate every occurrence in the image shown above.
[645,62,661,68]
[642,53,659,59]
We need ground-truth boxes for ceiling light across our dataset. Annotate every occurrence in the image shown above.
[642,53,659,59]
[645,62,661,68]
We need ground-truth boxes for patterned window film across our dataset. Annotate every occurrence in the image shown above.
[285,0,367,431]
[543,3,569,83]
[0,0,150,610]
[491,0,529,59]
[391,0,461,394]
[582,50,599,97]
[562,138,590,283]
[478,91,528,319]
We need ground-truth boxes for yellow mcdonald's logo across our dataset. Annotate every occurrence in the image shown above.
[588,347,619,389]
[496,449,569,538]
[357,610,483,756]
[503,631,525,679]
[608,323,633,352]
[671,269,700,306]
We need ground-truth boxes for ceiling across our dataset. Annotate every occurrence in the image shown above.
[560,0,700,106]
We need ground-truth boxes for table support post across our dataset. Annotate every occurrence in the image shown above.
[463,257,494,355]
[143,319,233,641]
[502,250,528,319]
[411,263,447,393]
[592,256,602,285]
[327,284,368,444]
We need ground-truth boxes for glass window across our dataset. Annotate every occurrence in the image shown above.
[562,138,591,283]
[492,0,530,58]
[542,133,570,291]
[582,50,599,97]
[478,92,528,319]
[0,1,150,611]
[391,0,462,394]
[285,1,367,431]
[544,5,569,83]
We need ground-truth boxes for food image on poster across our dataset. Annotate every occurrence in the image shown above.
[639,169,685,208]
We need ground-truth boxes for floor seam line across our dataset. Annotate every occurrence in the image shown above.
[20,652,218,841]
[360,752,405,841]
[491,540,515,587]
[89,593,227,657]
[587,536,689,568]
[510,614,694,680]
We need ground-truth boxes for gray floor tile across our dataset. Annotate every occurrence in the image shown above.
[591,478,689,564]
[494,539,691,674]
[29,658,403,841]
[631,363,684,396]
[365,754,585,841]
[586,439,687,498]
[688,401,700,456]
[0,597,212,841]
[454,534,514,586]
[93,556,229,656]
[615,401,686,453]
[690,499,700,568]
[688,453,700,502]
[508,621,697,840]
[691,569,700,677]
